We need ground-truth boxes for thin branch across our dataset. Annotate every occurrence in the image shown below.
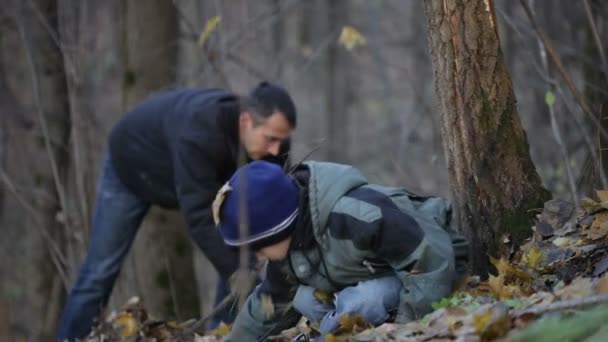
[172,292,236,340]
[497,5,608,190]
[14,7,74,241]
[528,0,577,205]
[296,28,341,76]
[559,86,608,189]
[0,168,69,289]
[515,294,608,316]
[164,253,182,322]
[583,0,608,87]
[519,0,608,143]
[237,146,250,308]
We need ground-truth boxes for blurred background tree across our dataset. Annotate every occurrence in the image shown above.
[0,0,606,339]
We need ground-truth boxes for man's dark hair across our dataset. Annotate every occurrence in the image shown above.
[242,81,297,128]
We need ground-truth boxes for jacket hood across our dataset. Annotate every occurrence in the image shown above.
[303,161,368,246]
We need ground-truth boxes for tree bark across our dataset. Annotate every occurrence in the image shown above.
[3,0,72,339]
[110,0,201,321]
[424,0,550,275]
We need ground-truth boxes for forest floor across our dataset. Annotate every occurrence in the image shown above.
[84,192,608,342]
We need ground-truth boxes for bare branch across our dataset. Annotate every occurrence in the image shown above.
[583,0,608,87]
[14,8,73,234]
[520,0,608,143]
[527,1,578,205]
[0,168,69,289]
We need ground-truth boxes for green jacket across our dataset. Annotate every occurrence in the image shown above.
[226,162,466,341]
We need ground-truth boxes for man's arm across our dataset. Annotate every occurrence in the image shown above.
[173,136,239,280]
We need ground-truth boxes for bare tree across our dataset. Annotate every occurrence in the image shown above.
[424,0,551,275]
[4,0,71,339]
[107,0,200,320]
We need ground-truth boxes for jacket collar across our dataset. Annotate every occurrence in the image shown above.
[303,161,368,248]
[215,94,241,163]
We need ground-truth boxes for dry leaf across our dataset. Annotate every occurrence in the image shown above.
[338,26,366,50]
[472,310,492,333]
[114,312,139,338]
[198,16,221,47]
[491,257,530,281]
[313,289,334,305]
[337,314,371,333]
[207,322,231,337]
[595,273,608,294]
[555,277,595,299]
[525,248,543,268]
[596,190,608,202]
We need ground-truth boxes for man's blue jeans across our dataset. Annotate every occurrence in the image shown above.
[55,156,234,341]
[293,276,402,334]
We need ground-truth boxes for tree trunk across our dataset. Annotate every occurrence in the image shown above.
[108,0,200,321]
[2,0,72,339]
[423,0,551,275]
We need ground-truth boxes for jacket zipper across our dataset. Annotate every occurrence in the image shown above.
[362,260,376,274]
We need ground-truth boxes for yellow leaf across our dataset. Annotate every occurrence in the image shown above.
[260,293,275,319]
[472,310,492,333]
[552,237,571,248]
[338,25,366,51]
[490,256,530,281]
[337,314,370,332]
[114,312,139,338]
[596,190,608,202]
[488,274,506,299]
[325,333,338,342]
[525,247,543,268]
[198,16,221,46]
[596,273,608,294]
[313,290,334,304]
[207,322,232,336]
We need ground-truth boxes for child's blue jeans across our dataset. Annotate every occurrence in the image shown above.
[292,276,402,334]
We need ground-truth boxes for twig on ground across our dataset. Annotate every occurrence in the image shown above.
[172,292,237,341]
[515,294,608,317]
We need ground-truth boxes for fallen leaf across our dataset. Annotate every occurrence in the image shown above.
[525,248,543,268]
[313,289,334,304]
[595,273,608,294]
[472,310,491,333]
[552,237,571,248]
[479,303,510,342]
[207,322,231,337]
[555,277,595,299]
[596,190,608,202]
[114,312,139,338]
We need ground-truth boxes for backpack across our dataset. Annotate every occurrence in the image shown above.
[363,184,470,277]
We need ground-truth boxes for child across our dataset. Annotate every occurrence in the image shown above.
[214,160,465,341]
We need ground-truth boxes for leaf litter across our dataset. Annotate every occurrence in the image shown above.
[83,192,608,341]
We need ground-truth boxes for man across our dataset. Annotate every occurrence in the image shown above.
[56,82,297,341]
[214,160,469,341]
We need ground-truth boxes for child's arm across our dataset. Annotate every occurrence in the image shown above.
[226,260,301,341]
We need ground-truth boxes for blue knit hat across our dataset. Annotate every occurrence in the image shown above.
[215,160,299,248]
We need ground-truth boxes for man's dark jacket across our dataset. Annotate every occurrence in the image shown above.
[108,88,289,279]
